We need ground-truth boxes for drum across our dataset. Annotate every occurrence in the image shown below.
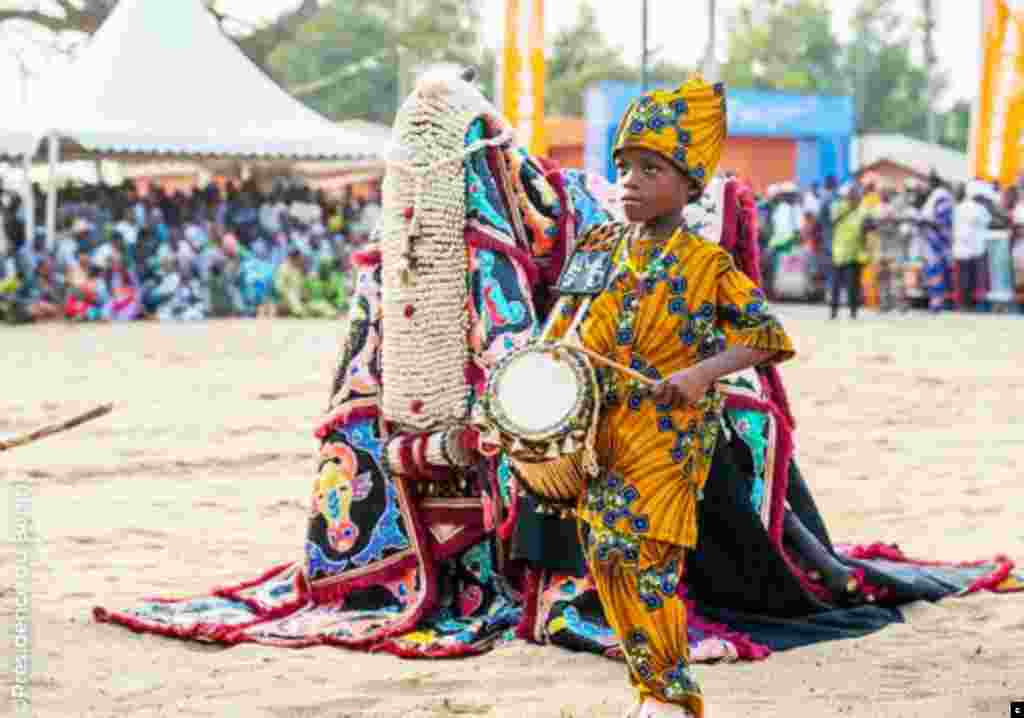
[475,343,600,505]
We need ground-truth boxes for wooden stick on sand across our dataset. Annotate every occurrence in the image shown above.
[0,403,114,453]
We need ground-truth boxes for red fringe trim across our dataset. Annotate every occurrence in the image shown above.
[841,542,1019,595]
[314,405,380,440]
[370,638,492,659]
[308,553,418,604]
[352,248,382,268]
[538,164,575,289]
[515,567,543,642]
[683,597,772,661]
[496,476,520,542]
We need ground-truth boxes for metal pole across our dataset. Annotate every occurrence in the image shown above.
[922,0,938,144]
[22,151,34,249]
[702,0,718,80]
[46,132,59,252]
[641,0,649,91]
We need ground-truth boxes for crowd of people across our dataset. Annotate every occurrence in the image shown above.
[4,165,1024,328]
[0,178,380,324]
[753,171,1024,318]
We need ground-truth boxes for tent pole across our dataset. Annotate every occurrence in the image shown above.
[46,132,59,251]
[22,152,35,247]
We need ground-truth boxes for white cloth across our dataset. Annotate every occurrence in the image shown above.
[952,199,989,260]
[114,220,139,246]
[259,202,284,234]
[771,201,801,243]
[802,191,821,217]
[289,201,322,226]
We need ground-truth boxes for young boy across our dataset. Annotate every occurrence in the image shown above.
[548,77,795,718]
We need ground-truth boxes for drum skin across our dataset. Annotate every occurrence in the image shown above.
[477,343,599,505]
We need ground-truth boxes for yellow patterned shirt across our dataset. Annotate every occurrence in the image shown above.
[550,221,795,548]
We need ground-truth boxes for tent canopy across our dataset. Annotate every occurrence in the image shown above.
[854,133,968,185]
[6,0,386,161]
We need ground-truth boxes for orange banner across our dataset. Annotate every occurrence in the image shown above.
[971,0,1024,185]
[499,0,547,156]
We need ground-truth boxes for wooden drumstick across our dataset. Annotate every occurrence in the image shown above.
[560,341,659,387]
[0,403,113,453]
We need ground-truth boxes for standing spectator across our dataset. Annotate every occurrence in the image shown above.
[920,170,955,313]
[816,175,839,293]
[830,183,870,319]
[953,180,990,311]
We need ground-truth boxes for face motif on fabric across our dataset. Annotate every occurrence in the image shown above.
[314,443,373,553]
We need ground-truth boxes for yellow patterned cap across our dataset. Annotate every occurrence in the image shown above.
[612,75,727,197]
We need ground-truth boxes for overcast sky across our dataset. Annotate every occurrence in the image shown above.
[0,0,992,109]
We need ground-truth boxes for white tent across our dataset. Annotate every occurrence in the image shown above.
[13,0,382,161]
[7,0,389,245]
[853,133,969,185]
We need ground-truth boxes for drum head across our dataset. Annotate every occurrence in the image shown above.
[492,349,582,439]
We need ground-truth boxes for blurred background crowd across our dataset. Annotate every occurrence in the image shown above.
[0,178,380,324]
[755,170,1024,317]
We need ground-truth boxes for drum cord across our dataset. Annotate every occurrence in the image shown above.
[386,128,516,285]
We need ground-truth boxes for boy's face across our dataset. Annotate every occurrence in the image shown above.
[614,148,691,225]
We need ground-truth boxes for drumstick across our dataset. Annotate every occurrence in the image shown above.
[0,403,113,453]
[560,341,659,387]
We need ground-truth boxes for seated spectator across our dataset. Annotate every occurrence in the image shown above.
[64,256,109,321]
[206,260,244,318]
[157,261,205,321]
[236,234,276,318]
[0,252,22,323]
[143,253,180,317]
[274,248,310,318]
[18,258,64,323]
[106,252,142,321]
[303,259,345,319]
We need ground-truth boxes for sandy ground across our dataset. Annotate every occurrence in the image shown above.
[1,306,1023,718]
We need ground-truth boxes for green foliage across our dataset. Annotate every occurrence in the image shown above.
[544,2,632,116]
[268,0,485,124]
[721,0,844,94]
[940,100,971,153]
[723,0,956,144]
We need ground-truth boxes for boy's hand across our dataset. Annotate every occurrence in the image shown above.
[652,367,712,408]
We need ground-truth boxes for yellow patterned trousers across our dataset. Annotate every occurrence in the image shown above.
[582,522,703,718]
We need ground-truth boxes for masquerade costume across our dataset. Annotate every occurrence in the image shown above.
[92,78,1021,715]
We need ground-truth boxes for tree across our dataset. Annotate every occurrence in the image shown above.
[939,100,971,153]
[268,0,485,123]
[721,0,844,94]
[845,0,942,137]
[545,2,632,116]
[0,0,320,73]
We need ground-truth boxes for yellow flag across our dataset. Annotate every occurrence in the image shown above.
[971,0,1024,185]
[500,0,547,156]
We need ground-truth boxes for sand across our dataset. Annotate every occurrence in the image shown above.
[2,306,1023,718]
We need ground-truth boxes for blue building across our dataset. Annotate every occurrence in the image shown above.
[584,82,856,192]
